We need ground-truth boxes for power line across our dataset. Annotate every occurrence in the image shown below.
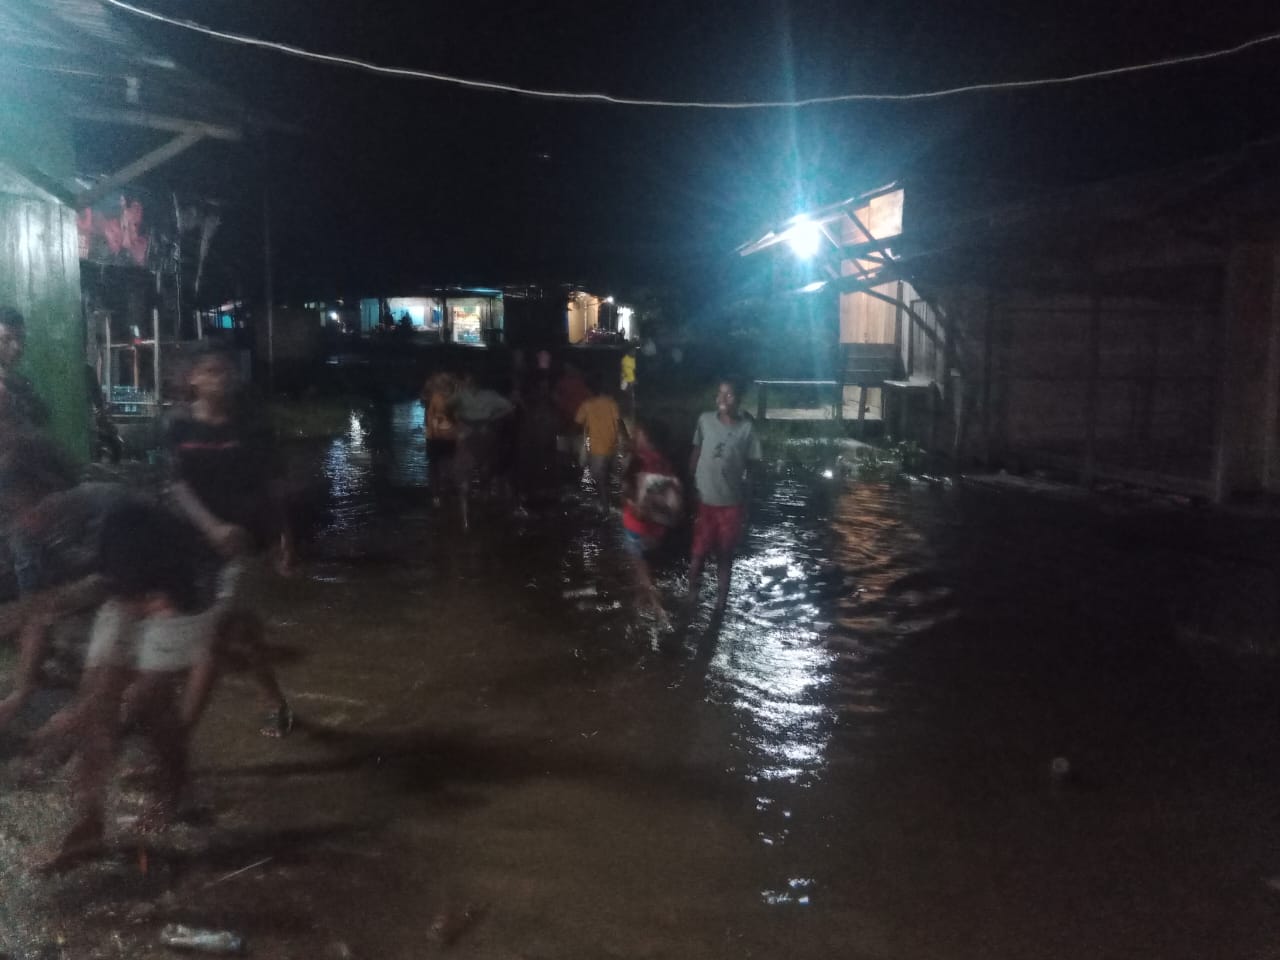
[101,0,1280,110]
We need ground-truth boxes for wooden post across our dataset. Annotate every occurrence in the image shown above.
[857,384,867,436]
[1138,310,1159,453]
[172,192,183,341]
[1083,287,1101,488]
[756,381,768,421]
[151,308,161,404]
[982,289,994,465]
[1263,245,1280,490]
[263,183,275,395]
[894,279,905,374]
[901,280,914,378]
[1211,245,1240,503]
[102,314,112,399]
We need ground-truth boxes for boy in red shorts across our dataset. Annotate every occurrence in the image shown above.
[687,378,762,616]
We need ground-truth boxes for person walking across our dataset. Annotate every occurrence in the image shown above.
[421,372,459,507]
[686,378,761,617]
[574,375,627,514]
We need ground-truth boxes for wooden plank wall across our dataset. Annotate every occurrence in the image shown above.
[907,295,947,383]
[977,292,1219,478]
[839,282,897,344]
[0,187,88,458]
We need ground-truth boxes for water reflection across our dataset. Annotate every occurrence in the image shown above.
[320,401,427,535]
[314,413,954,899]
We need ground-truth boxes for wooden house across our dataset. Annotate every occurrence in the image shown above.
[0,0,267,456]
[740,141,1280,502]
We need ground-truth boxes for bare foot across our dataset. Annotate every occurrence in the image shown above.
[259,703,294,738]
[30,816,105,874]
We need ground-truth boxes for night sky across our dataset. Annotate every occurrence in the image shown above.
[86,0,1280,304]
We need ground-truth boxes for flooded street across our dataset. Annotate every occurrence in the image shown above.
[7,401,1280,958]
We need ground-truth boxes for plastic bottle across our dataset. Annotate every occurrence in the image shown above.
[158,925,246,955]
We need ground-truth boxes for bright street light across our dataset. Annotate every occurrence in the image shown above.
[786,217,823,259]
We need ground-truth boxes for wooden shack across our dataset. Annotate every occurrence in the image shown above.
[0,0,264,456]
[740,141,1280,502]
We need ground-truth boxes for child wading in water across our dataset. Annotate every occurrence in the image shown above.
[687,378,762,617]
[620,420,682,625]
[575,374,627,514]
[422,372,459,508]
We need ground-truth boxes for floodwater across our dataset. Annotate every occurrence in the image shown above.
[5,401,1280,958]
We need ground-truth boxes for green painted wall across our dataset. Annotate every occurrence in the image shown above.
[0,100,88,460]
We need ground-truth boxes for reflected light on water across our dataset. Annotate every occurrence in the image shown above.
[707,540,838,787]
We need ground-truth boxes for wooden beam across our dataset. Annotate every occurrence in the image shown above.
[1264,244,1280,490]
[76,129,205,207]
[69,105,242,142]
[982,290,993,465]
[856,284,944,351]
[1083,287,1101,488]
[0,152,78,206]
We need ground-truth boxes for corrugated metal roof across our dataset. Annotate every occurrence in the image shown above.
[0,0,260,132]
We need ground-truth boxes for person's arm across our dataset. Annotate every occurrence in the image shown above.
[169,481,250,558]
[689,415,704,483]
[741,425,764,520]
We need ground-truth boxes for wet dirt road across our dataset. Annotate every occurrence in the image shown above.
[6,403,1280,959]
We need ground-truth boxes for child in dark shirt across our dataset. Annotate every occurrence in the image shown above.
[166,344,293,736]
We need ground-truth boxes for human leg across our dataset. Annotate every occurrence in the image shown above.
[710,505,745,614]
[0,615,50,729]
[588,455,611,511]
[33,662,132,870]
[124,670,188,825]
[0,576,106,730]
[626,532,668,625]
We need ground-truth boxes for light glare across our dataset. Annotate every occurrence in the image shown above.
[786,218,822,259]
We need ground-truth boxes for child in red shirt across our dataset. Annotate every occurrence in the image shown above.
[621,420,682,624]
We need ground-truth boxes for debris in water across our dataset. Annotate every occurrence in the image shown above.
[158,925,246,955]
[562,585,598,598]
[202,856,274,890]
[576,600,621,612]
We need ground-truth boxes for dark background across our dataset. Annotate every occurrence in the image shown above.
[82,0,1280,305]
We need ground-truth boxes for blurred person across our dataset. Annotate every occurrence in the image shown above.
[450,372,516,530]
[30,501,228,871]
[686,378,761,617]
[421,371,459,507]
[0,434,101,730]
[574,375,627,513]
[165,342,293,736]
[517,374,560,507]
[620,345,637,420]
[552,363,591,475]
[620,420,682,624]
[0,306,49,431]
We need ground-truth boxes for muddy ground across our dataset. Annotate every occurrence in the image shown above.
[4,402,1280,959]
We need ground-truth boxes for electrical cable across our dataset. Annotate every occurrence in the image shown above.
[101,0,1280,109]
